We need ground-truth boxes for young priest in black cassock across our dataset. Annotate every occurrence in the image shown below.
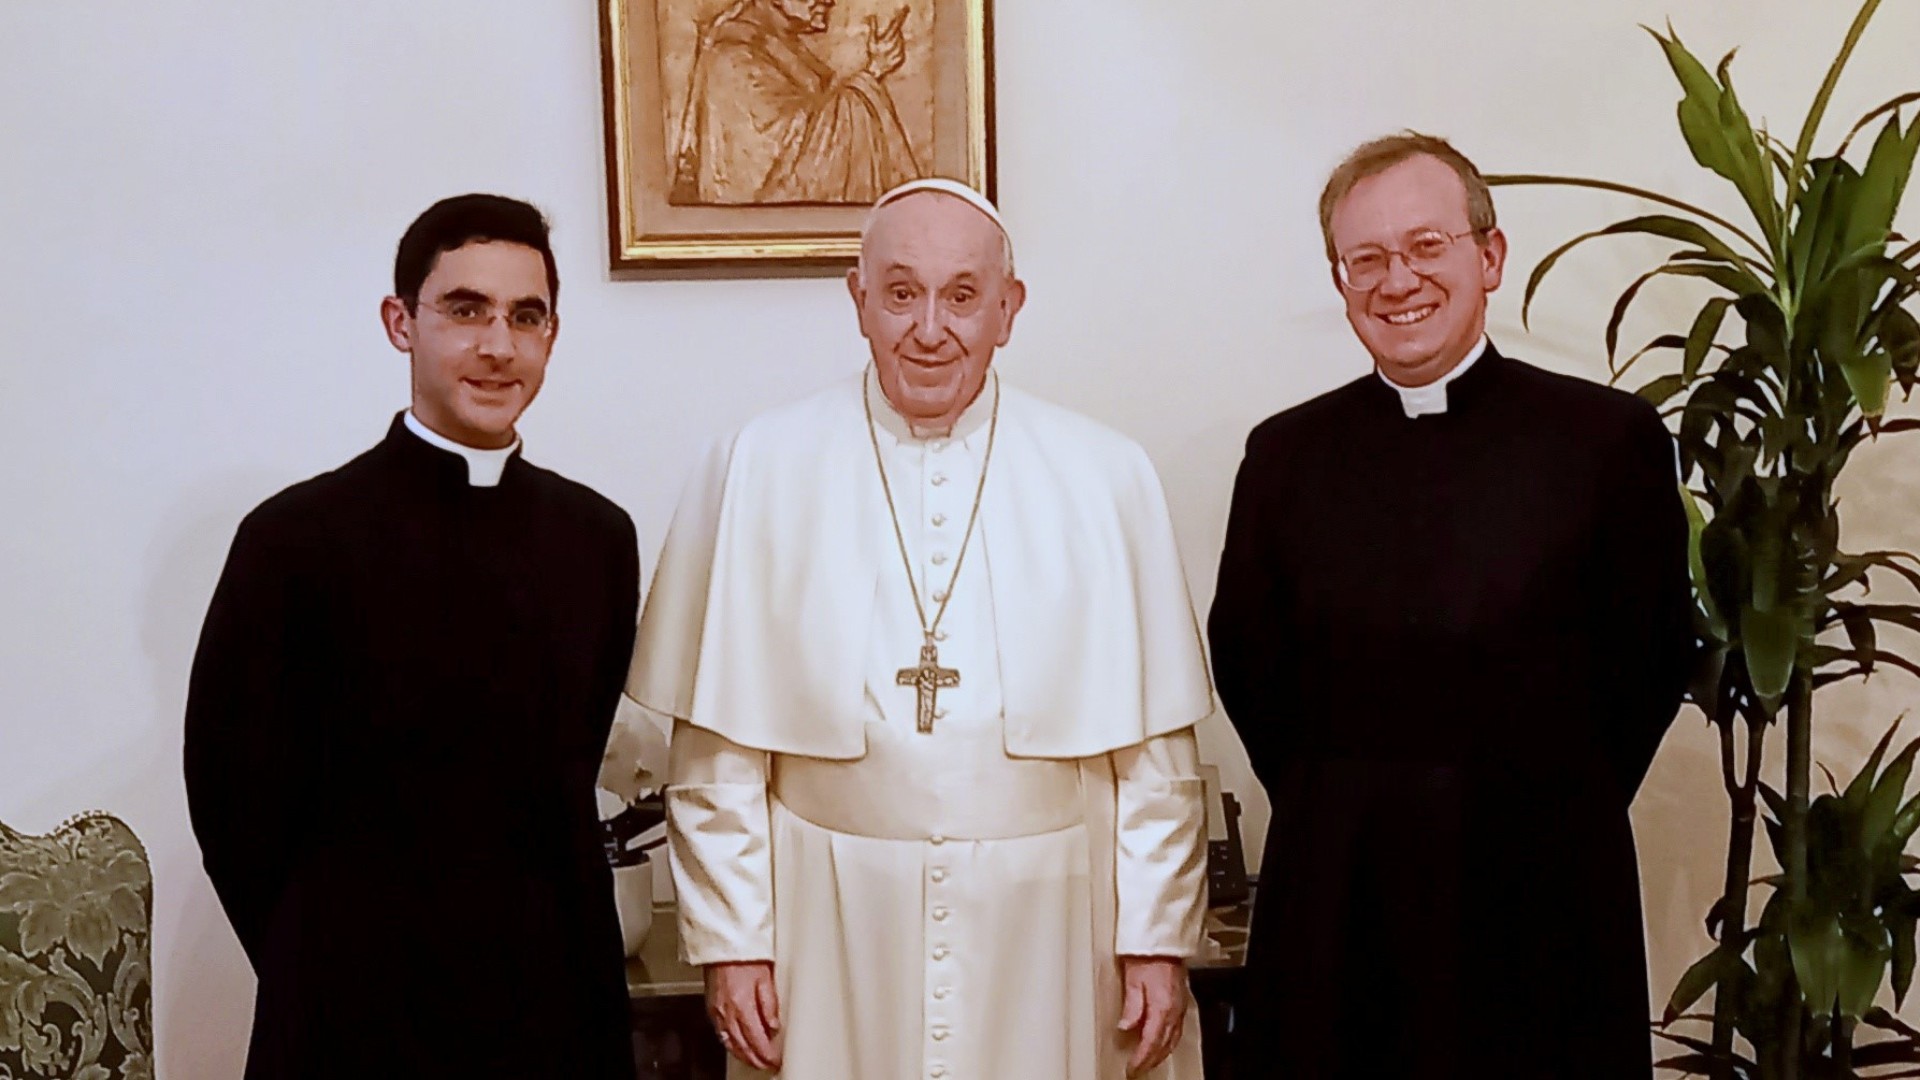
[1209,136,1694,1078]
[185,196,639,1079]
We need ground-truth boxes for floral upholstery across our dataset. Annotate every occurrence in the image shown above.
[0,812,153,1080]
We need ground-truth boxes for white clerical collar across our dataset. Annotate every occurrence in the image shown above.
[1378,336,1490,419]
[865,366,998,446]
[402,410,519,487]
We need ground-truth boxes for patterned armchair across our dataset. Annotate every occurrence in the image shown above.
[0,812,153,1080]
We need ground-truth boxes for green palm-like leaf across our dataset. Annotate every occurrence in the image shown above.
[1649,28,1777,239]
[1788,0,1888,201]
[1846,115,1920,255]
[1680,485,1726,637]
[1742,604,1802,701]
[1618,334,1690,384]
[1839,914,1895,1018]
[1790,157,1850,293]
[1792,910,1847,1018]
[1669,943,1750,1022]
[1863,739,1920,854]
[1518,217,1765,333]
[1484,174,1769,255]
[1841,350,1895,418]
[1639,373,1690,409]
[1842,605,1883,678]
[1839,93,1920,155]
[1872,304,1920,394]
[1686,298,1736,382]
[1893,912,1919,1007]
[1845,722,1903,808]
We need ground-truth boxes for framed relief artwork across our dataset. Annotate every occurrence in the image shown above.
[600,0,996,270]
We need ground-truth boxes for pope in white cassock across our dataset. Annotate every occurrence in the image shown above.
[626,178,1212,1080]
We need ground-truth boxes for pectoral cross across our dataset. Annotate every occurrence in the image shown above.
[896,639,960,734]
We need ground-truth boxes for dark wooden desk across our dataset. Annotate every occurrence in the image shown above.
[627,901,1250,1079]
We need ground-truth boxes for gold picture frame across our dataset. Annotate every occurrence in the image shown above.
[599,0,996,271]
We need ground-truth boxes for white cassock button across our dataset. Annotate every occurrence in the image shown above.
[932,906,950,921]
[934,707,948,721]
[930,438,948,453]
[931,552,949,566]
[933,946,951,961]
[931,869,948,883]
[932,1028,951,1042]
[933,629,948,642]
[931,513,947,527]
[930,834,947,846]
[931,1068,948,1079]
[932,589,949,603]
[931,473,949,486]
[933,987,952,999]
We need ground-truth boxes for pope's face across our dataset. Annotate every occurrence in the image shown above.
[379,240,555,449]
[848,194,1025,432]
[1328,153,1505,387]
[774,0,833,31]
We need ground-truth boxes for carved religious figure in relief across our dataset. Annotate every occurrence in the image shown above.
[669,0,924,205]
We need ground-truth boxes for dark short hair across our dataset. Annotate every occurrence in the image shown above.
[392,194,559,312]
[1318,132,1496,262]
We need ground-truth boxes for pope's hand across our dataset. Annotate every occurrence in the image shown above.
[706,961,782,1071]
[1118,956,1187,1077]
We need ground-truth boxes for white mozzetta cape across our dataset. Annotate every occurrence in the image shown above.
[629,371,1213,759]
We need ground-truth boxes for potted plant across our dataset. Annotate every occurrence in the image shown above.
[1486,0,1920,1074]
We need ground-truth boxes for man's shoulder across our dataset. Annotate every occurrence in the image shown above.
[239,442,384,532]
[731,373,865,449]
[1499,354,1664,438]
[1001,382,1149,462]
[990,384,1183,506]
[225,447,376,556]
[1243,375,1376,457]
[514,461,636,537]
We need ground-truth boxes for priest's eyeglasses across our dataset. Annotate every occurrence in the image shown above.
[419,297,554,338]
[1335,228,1484,291]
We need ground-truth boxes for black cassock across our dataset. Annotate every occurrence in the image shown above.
[185,416,640,1079]
[1209,347,1693,1078]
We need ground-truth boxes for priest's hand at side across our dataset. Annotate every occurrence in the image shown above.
[1118,956,1187,1076]
[705,961,782,1071]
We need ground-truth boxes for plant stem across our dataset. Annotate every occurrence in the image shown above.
[1786,672,1811,897]
[1834,1015,1855,1072]
[1781,994,1804,1080]
[1781,672,1815,1080]
[1711,717,1764,1079]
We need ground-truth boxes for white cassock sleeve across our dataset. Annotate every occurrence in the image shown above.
[1110,727,1209,958]
[664,718,775,965]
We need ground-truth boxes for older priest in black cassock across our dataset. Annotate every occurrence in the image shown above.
[184,196,640,1079]
[1209,135,1694,1078]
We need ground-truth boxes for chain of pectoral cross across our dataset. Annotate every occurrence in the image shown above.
[863,368,1001,734]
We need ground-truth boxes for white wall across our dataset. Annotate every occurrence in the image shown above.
[5,1,1919,1074]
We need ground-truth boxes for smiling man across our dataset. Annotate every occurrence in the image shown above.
[1207,133,1694,1078]
[628,178,1212,1079]
[184,195,640,1078]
